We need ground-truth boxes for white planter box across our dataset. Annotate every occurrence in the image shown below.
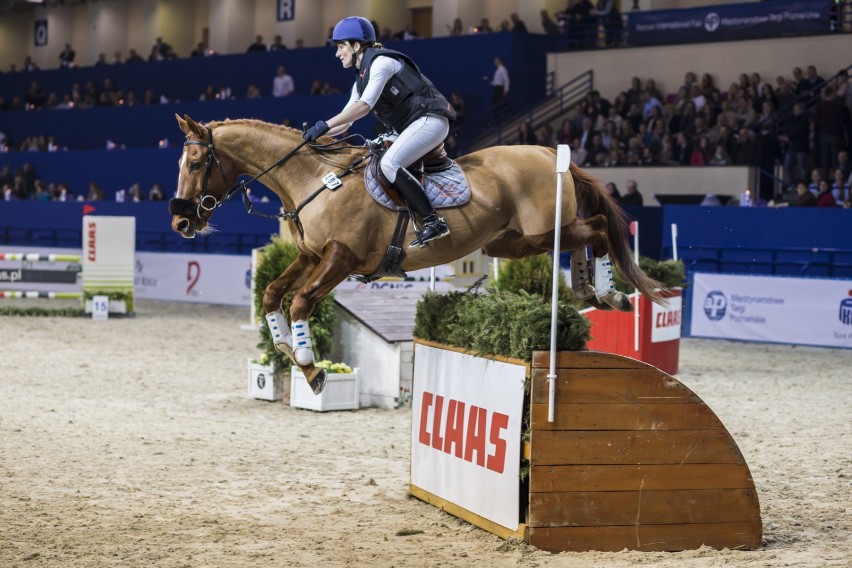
[290,366,360,412]
[247,358,286,401]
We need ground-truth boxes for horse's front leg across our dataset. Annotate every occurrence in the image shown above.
[262,253,319,362]
[290,241,360,395]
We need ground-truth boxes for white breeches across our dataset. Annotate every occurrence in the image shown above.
[380,114,450,183]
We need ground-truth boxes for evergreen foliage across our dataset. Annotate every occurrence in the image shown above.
[492,253,571,301]
[415,288,589,361]
[253,237,336,370]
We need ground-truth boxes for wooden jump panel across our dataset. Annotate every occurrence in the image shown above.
[530,368,701,404]
[529,464,755,492]
[527,522,763,553]
[529,430,745,466]
[530,403,724,431]
[409,484,526,541]
[523,351,761,552]
[528,488,760,527]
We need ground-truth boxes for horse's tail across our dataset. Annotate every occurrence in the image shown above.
[569,163,665,303]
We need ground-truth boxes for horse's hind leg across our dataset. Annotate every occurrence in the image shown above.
[289,241,360,394]
[563,216,633,312]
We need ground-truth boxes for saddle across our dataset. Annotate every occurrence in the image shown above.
[367,141,454,207]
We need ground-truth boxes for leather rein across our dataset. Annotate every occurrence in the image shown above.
[168,125,370,240]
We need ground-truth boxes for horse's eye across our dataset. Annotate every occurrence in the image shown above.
[189,161,200,172]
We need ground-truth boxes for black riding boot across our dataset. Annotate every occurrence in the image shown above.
[392,167,450,249]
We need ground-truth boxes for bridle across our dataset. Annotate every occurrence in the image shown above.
[168,123,370,240]
[168,124,310,221]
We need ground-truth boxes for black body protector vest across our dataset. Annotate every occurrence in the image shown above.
[356,47,456,133]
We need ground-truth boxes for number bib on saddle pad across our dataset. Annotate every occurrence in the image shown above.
[364,162,472,211]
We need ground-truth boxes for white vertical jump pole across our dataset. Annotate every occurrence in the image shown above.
[493,257,499,283]
[548,145,571,423]
[632,221,640,352]
[671,223,679,261]
[430,267,436,291]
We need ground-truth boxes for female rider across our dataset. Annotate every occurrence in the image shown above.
[303,16,456,248]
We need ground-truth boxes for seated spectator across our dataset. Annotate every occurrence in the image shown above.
[246,84,262,99]
[541,9,562,35]
[320,82,341,95]
[450,92,465,125]
[733,128,758,165]
[690,136,711,165]
[808,168,822,194]
[190,42,206,58]
[25,81,46,109]
[475,18,493,33]
[709,144,733,166]
[199,85,217,101]
[309,80,322,95]
[510,13,528,33]
[815,180,836,207]
[148,183,165,201]
[247,35,267,53]
[830,168,849,203]
[792,181,817,206]
[269,35,287,51]
[23,56,39,72]
[86,182,104,201]
[127,183,143,202]
[126,49,145,64]
[217,85,233,100]
[448,17,464,35]
[517,122,538,145]
[395,23,420,40]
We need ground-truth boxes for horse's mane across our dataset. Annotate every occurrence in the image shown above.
[206,118,347,148]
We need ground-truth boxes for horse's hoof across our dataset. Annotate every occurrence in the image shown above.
[309,369,327,395]
[600,291,633,312]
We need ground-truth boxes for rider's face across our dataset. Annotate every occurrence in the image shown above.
[335,42,354,68]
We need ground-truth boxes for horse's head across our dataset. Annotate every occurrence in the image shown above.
[170,114,238,238]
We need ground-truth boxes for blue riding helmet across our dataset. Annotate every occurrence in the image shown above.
[331,16,376,44]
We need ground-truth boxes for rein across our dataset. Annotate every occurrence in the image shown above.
[169,125,369,241]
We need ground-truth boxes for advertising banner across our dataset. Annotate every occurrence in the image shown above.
[690,273,852,349]
[628,0,829,46]
[134,251,253,306]
[411,345,525,531]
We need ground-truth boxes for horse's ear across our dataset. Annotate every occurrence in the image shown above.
[182,114,206,138]
[176,113,189,134]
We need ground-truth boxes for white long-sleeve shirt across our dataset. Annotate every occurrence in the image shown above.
[491,64,510,95]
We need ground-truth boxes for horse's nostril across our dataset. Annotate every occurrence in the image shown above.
[177,218,190,232]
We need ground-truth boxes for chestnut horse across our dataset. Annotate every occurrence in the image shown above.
[170,115,662,393]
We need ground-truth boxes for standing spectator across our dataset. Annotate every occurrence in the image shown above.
[247,35,267,52]
[837,149,851,181]
[799,65,826,101]
[621,179,643,205]
[486,56,510,121]
[270,35,287,51]
[813,85,847,176]
[272,66,295,97]
[59,44,75,68]
[540,9,562,35]
[447,18,463,35]
[510,13,528,33]
[475,18,493,33]
[149,38,172,61]
[780,102,809,188]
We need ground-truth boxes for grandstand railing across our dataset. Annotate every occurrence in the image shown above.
[667,245,852,278]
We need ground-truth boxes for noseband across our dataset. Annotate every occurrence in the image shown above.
[168,125,229,219]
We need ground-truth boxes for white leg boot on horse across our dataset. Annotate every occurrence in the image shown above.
[265,310,293,350]
[392,167,449,249]
[593,254,634,311]
[570,247,597,303]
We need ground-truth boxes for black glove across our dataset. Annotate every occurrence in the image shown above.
[304,120,330,142]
